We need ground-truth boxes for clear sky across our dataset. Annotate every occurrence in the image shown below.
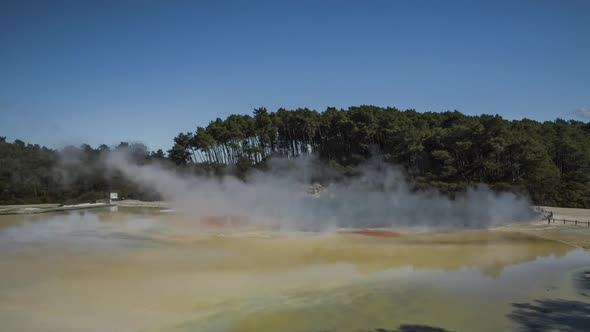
[1,0,589,151]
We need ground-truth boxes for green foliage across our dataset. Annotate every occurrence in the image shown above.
[164,106,590,207]
[1,106,589,207]
[0,141,165,204]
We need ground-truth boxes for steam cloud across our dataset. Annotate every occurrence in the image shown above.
[104,151,535,230]
[574,108,590,119]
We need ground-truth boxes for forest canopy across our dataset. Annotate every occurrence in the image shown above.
[1,106,589,207]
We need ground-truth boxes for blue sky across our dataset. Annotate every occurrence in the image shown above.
[1,0,589,151]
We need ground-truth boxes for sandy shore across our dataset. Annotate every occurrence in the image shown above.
[0,202,112,215]
[497,222,590,249]
[0,200,170,215]
[493,206,590,249]
[0,203,59,213]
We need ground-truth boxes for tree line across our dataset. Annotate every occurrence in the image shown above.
[1,106,589,207]
[0,140,166,204]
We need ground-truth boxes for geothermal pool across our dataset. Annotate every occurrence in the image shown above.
[0,208,589,332]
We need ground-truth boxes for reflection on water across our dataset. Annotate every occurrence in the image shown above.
[509,299,590,332]
[0,209,589,332]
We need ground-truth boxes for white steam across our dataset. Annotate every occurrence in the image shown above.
[574,108,590,119]
[105,152,535,230]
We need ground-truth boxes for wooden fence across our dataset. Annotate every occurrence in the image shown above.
[536,207,590,227]
[547,218,590,227]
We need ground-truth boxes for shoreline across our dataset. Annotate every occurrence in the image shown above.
[113,199,170,209]
[0,202,114,215]
[2,201,589,220]
[0,200,170,215]
[1,201,589,249]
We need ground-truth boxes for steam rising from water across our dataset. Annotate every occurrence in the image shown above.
[105,152,534,230]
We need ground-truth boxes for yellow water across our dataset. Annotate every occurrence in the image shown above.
[0,208,589,332]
